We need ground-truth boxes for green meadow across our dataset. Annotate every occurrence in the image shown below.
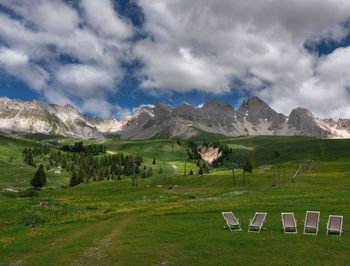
[0,134,350,265]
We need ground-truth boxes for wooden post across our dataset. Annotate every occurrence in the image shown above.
[243,169,245,186]
[132,162,135,187]
[232,167,236,186]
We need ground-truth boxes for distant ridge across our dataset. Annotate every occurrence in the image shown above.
[1,96,350,140]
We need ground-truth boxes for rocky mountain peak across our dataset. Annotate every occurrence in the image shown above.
[63,104,79,113]
[154,103,172,121]
[322,118,337,127]
[289,107,314,119]
[288,107,330,138]
[1,96,350,140]
[336,119,350,130]
[237,96,286,126]
[201,100,234,113]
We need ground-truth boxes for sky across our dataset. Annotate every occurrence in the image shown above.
[1,0,350,120]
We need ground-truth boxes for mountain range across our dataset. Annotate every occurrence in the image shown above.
[1,96,350,140]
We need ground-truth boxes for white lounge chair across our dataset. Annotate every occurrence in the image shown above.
[222,211,242,231]
[303,211,320,235]
[248,212,267,232]
[281,212,297,234]
[326,215,343,237]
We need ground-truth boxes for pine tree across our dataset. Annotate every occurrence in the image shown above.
[198,166,203,175]
[111,172,116,181]
[69,171,78,186]
[244,160,253,173]
[98,170,104,181]
[31,164,46,189]
[152,158,156,165]
[189,169,194,175]
[25,151,35,166]
[147,167,153,177]
[77,168,84,184]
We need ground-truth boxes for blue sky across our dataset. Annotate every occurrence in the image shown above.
[1,0,350,120]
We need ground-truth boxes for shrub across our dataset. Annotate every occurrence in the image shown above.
[19,212,44,227]
[19,189,39,198]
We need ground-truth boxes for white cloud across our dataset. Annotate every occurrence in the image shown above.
[0,0,133,119]
[135,0,350,119]
[0,47,48,90]
[1,0,350,120]
[80,0,133,39]
[80,98,129,118]
[56,64,116,98]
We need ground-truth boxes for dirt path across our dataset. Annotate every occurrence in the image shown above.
[70,216,132,266]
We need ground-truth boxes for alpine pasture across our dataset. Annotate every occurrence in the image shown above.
[0,134,349,265]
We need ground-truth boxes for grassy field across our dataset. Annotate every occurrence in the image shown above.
[0,134,350,265]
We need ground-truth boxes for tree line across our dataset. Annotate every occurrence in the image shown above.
[23,142,153,189]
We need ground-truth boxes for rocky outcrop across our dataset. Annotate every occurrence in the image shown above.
[288,108,331,138]
[336,119,350,130]
[1,96,350,140]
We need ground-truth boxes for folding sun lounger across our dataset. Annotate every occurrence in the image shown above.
[326,215,343,237]
[222,212,242,231]
[281,212,297,234]
[303,211,320,235]
[248,212,267,232]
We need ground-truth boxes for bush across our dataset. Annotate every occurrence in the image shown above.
[19,189,39,198]
[19,212,44,227]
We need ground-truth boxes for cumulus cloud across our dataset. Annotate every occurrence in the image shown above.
[80,98,131,119]
[0,47,48,90]
[1,0,350,120]
[0,0,132,118]
[135,0,350,119]
[80,0,133,39]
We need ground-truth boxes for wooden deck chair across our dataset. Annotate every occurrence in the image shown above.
[222,212,242,231]
[281,213,297,234]
[248,212,267,232]
[303,211,320,235]
[326,215,343,237]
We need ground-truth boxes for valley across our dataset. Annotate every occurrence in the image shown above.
[0,133,349,265]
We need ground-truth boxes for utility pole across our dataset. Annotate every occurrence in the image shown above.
[132,159,140,187]
[243,169,245,186]
[232,167,236,186]
[132,161,135,187]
